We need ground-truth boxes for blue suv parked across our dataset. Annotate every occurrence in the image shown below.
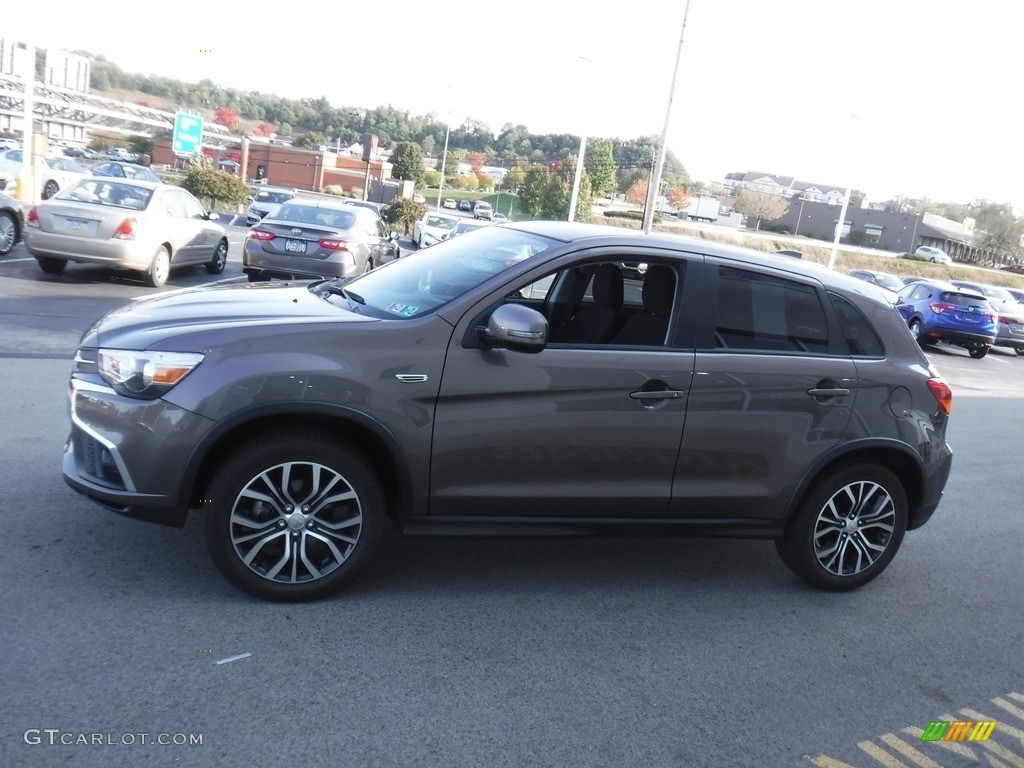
[895,279,996,358]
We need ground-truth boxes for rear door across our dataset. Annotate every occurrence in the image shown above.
[669,261,857,522]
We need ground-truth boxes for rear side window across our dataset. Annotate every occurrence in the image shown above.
[713,266,829,354]
[829,293,885,357]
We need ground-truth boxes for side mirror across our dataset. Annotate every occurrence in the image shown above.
[390,231,400,241]
[206,211,220,221]
[479,304,548,353]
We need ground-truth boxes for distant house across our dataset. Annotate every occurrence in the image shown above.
[724,170,852,206]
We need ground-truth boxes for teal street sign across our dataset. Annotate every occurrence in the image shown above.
[172,112,204,155]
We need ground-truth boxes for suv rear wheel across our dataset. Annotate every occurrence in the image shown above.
[203,431,385,601]
[776,464,907,591]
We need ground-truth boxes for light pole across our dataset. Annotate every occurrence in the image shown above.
[828,114,861,270]
[435,117,451,213]
[643,0,691,234]
[568,56,593,222]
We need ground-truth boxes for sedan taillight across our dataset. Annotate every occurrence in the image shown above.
[112,218,136,240]
[318,239,350,251]
[26,206,39,227]
[248,229,276,241]
[929,301,955,314]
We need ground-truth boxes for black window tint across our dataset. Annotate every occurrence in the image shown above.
[830,293,885,357]
[714,266,828,353]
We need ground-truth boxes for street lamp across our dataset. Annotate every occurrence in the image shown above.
[435,115,451,213]
[567,56,593,222]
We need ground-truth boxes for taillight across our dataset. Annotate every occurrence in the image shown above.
[26,206,39,227]
[318,238,350,251]
[929,301,955,314]
[998,315,1014,325]
[248,229,276,241]
[112,218,136,240]
[926,378,953,416]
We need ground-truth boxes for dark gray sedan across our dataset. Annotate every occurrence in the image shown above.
[243,199,400,282]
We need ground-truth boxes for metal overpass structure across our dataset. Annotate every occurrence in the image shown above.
[0,74,236,148]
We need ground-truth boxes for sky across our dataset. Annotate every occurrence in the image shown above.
[5,0,1024,210]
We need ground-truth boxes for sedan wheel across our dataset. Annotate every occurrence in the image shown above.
[776,464,907,591]
[203,431,385,601]
[36,256,67,274]
[908,319,925,345]
[968,345,989,359]
[0,210,17,255]
[144,246,170,288]
[206,239,228,274]
[42,180,59,200]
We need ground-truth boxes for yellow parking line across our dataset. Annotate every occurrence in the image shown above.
[879,733,945,768]
[976,741,1024,768]
[959,708,1024,741]
[858,740,911,767]
[900,727,980,761]
[992,697,1024,724]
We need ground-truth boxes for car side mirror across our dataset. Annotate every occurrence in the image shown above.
[390,231,400,241]
[206,212,219,221]
[479,304,548,353]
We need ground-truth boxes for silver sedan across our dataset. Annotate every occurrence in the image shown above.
[23,178,228,287]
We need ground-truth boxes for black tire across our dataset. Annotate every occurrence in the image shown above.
[36,256,67,274]
[908,318,925,345]
[0,210,18,256]
[968,345,989,359]
[42,180,59,200]
[203,431,385,601]
[246,271,269,283]
[775,463,907,591]
[144,245,170,288]
[1015,347,1024,356]
[206,239,228,274]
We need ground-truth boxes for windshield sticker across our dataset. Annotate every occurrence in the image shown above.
[386,303,419,317]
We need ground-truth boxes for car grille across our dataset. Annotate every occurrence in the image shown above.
[79,433,125,489]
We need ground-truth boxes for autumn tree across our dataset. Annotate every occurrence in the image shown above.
[213,106,238,132]
[253,122,276,137]
[666,185,691,211]
[626,179,649,206]
[389,141,425,184]
[734,190,789,230]
[468,151,486,174]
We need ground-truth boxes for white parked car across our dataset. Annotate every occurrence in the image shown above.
[0,149,90,200]
[412,211,459,248]
[442,198,457,210]
[914,245,952,265]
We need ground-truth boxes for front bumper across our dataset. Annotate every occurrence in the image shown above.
[63,376,217,527]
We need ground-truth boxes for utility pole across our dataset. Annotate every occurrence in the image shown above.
[642,0,691,234]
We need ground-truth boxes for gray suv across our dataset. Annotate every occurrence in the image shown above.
[63,222,954,601]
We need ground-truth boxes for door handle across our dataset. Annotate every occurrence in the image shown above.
[629,389,685,400]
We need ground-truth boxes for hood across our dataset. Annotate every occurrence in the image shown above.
[80,281,374,350]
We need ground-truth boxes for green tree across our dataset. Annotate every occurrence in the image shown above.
[583,139,616,197]
[389,141,425,184]
[382,198,427,236]
[181,154,250,208]
[519,167,549,217]
[292,132,327,148]
[503,166,525,194]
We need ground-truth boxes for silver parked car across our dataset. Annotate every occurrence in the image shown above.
[63,221,954,601]
[243,198,400,282]
[246,186,297,224]
[23,178,228,287]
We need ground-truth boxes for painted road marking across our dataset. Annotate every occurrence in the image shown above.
[810,691,1024,766]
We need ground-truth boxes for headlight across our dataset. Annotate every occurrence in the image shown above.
[98,349,204,399]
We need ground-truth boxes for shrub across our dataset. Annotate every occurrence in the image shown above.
[322,185,345,196]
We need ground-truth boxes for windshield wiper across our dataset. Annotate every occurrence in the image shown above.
[318,281,366,310]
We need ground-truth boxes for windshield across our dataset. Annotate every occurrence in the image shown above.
[873,273,902,291]
[318,226,554,318]
[424,215,457,229]
[255,190,293,204]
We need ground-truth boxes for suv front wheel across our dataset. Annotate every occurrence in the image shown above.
[203,431,385,601]
[775,464,908,591]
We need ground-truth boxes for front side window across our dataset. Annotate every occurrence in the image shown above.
[713,266,829,354]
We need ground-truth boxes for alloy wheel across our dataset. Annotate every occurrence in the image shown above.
[812,480,896,577]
